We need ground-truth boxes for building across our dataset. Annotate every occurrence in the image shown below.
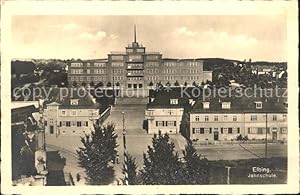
[145,88,196,134]
[67,26,212,90]
[44,88,100,136]
[189,96,287,142]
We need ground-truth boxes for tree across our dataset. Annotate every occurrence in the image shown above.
[174,80,180,86]
[148,81,153,87]
[141,131,184,184]
[184,81,188,86]
[182,141,209,184]
[107,82,112,87]
[72,81,78,87]
[116,82,120,87]
[77,124,118,184]
[122,153,139,185]
[81,82,86,87]
[192,81,197,86]
[90,81,95,87]
[95,81,104,88]
[165,81,171,87]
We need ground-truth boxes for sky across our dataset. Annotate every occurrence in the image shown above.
[12,15,287,61]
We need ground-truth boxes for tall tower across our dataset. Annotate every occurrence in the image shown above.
[134,24,137,43]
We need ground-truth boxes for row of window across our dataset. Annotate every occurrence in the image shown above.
[194,114,286,122]
[164,61,201,67]
[162,69,201,74]
[248,127,287,134]
[127,77,143,81]
[112,76,124,81]
[192,127,240,134]
[70,62,106,67]
[71,69,83,74]
[156,121,177,127]
[112,69,124,74]
[146,76,159,81]
[70,76,107,82]
[60,110,97,116]
[45,120,89,127]
[145,69,159,74]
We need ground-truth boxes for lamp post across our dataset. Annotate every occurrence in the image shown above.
[122,112,129,185]
[265,112,268,158]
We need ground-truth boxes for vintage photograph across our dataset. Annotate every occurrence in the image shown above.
[1,1,298,194]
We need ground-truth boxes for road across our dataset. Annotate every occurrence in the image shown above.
[104,98,187,184]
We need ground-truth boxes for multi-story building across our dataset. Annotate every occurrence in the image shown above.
[44,88,100,136]
[145,88,196,134]
[68,26,212,89]
[189,97,287,141]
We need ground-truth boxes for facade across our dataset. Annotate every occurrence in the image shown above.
[145,88,196,134]
[189,97,287,141]
[44,88,100,136]
[68,26,212,89]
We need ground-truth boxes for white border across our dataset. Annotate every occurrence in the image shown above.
[1,0,299,194]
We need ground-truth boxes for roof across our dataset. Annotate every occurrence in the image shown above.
[11,105,39,123]
[45,87,100,109]
[190,96,287,114]
[147,87,197,109]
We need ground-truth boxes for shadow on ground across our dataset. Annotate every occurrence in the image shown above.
[46,151,66,186]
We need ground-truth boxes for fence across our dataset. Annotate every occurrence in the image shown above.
[193,139,286,146]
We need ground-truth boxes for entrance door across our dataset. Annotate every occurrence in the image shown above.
[213,131,219,140]
[272,132,277,140]
[50,125,54,134]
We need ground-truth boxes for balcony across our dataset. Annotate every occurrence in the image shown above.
[127,64,144,70]
[127,72,144,77]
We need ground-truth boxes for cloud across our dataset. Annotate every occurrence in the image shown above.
[173,27,198,37]
[78,30,107,41]
[49,23,81,31]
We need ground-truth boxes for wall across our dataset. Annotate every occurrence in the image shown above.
[146,108,184,134]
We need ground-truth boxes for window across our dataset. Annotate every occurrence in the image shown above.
[85,121,88,127]
[233,116,237,121]
[223,128,228,134]
[237,127,240,134]
[228,128,233,134]
[156,121,164,127]
[200,128,205,134]
[222,102,231,109]
[61,110,66,116]
[44,120,47,126]
[59,121,62,127]
[66,121,71,127]
[111,55,124,60]
[70,99,79,105]
[77,121,82,127]
[195,116,200,122]
[280,127,287,134]
[214,116,218,121]
[221,128,223,134]
[71,110,77,116]
[203,102,210,109]
[71,121,76,126]
[272,115,277,121]
[223,115,228,121]
[255,101,263,109]
[205,116,209,121]
[167,121,176,127]
[170,99,178,105]
[257,128,263,134]
[250,115,257,121]
[283,114,287,121]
